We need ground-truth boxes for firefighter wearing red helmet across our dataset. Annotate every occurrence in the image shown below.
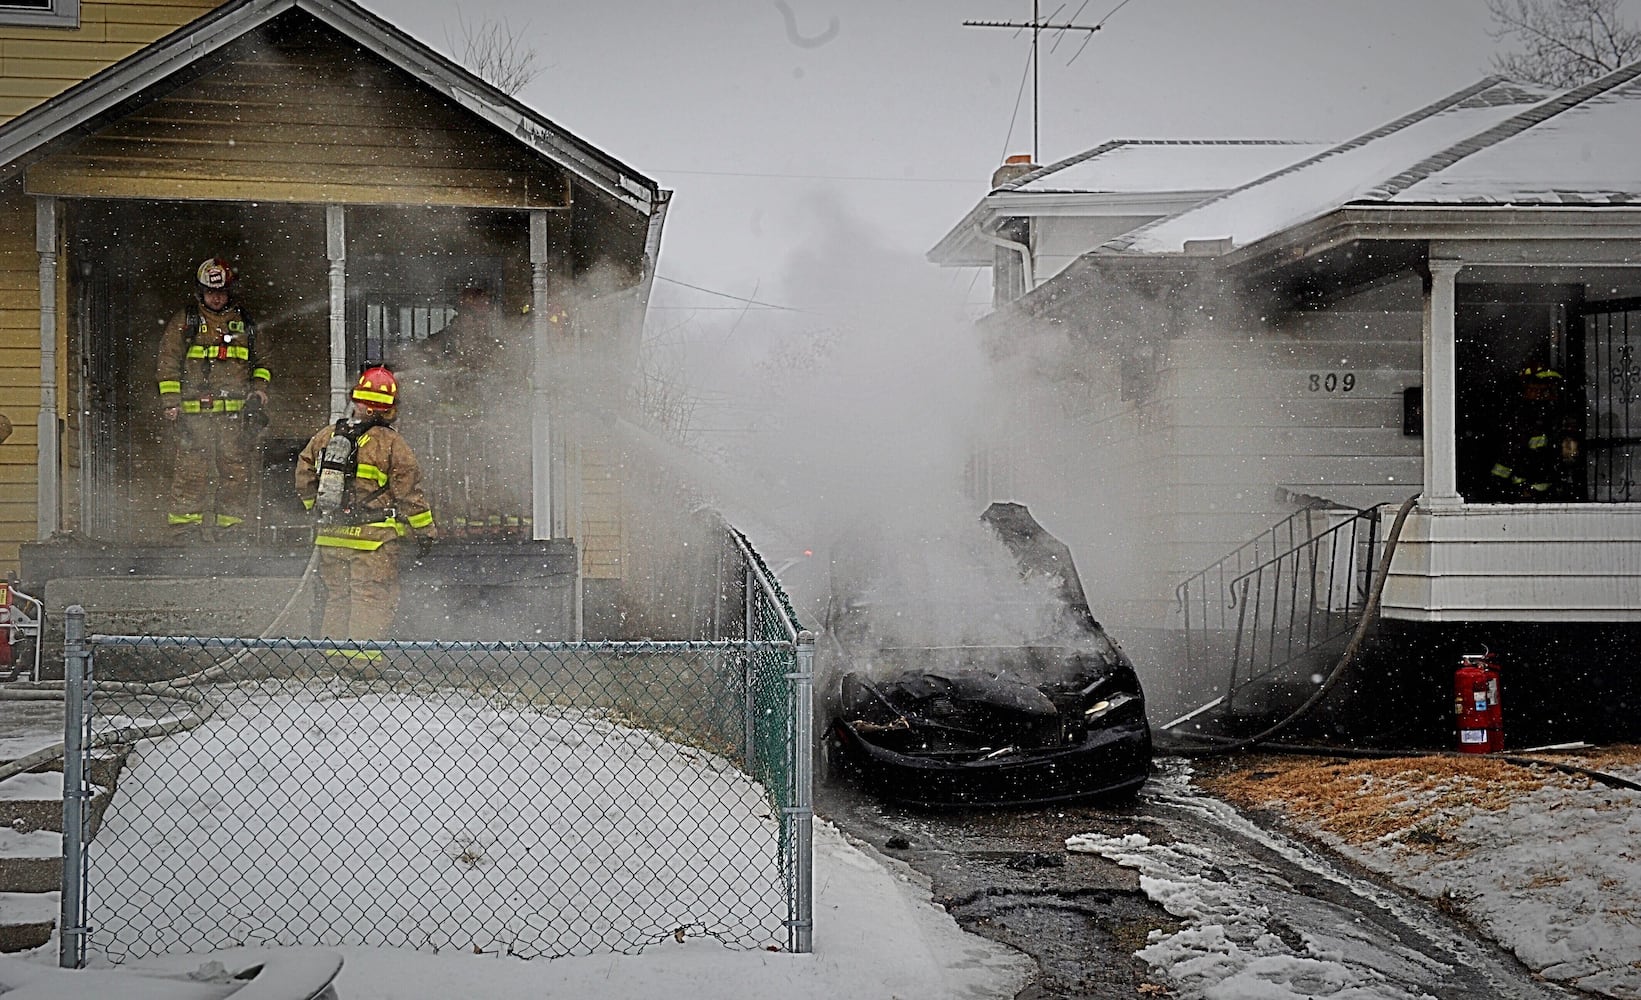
[155,257,271,535]
[295,365,436,654]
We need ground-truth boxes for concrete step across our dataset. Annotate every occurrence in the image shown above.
[0,698,65,762]
[0,757,124,955]
[0,826,61,893]
[46,575,306,640]
[0,824,63,953]
[0,890,56,952]
[0,760,121,837]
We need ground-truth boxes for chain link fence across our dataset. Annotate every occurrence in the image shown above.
[60,528,812,966]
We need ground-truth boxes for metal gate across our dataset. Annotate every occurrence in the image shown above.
[59,528,813,966]
[1578,297,1641,502]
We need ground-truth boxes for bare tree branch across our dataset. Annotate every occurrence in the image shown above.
[1487,0,1641,88]
[449,11,543,96]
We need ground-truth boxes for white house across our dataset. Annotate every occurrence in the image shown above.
[932,70,1641,745]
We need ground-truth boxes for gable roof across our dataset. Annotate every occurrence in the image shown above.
[1006,139,1332,196]
[1106,78,1554,256]
[928,139,1328,266]
[0,0,659,216]
[1382,62,1641,205]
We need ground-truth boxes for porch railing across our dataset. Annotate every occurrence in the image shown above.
[1168,505,1384,729]
[1173,506,1346,677]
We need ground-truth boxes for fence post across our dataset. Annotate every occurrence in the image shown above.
[743,565,756,763]
[790,629,815,954]
[58,605,87,969]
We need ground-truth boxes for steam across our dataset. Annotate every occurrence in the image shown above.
[670,193,1102,653]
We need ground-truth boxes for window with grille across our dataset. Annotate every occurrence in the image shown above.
[362,298,459,367]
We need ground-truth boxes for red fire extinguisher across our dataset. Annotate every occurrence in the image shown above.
[1454,651,1503,753]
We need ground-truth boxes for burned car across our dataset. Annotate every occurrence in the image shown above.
[825,502,1152,808]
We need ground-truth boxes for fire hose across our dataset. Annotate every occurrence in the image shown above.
[1152,494,1641,792]
[0,546,323,784]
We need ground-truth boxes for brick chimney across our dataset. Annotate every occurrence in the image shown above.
[990,153,1036,190]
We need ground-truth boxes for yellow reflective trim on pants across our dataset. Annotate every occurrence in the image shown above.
[215,514,244,527]
[168,512,204,525]
[180,398,245,414]
[315,534,388,551]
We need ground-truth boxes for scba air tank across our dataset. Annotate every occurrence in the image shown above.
[315,423,359,522]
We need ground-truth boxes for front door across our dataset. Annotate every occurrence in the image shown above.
[75,252,139,541]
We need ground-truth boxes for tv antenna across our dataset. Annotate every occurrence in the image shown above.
[965,2,1110,161]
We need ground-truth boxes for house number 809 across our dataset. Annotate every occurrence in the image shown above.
[1309,373,1356,393]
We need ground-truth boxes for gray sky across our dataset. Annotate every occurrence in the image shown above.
[365,0,1516,311]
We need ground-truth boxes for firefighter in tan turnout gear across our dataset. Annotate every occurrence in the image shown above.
[296,366,436,651]
[157,257,270,535]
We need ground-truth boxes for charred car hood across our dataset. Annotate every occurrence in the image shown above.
[827,504,1152,808]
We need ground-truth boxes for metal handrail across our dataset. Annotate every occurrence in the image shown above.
[1173,505,1348,688]
[1220,505,1384,710]
[1173,505,1332,625]
[1168,504,1386,729]
[1226,505,1382,605]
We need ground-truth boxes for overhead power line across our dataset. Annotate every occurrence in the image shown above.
[652,167,979,184]
[653,275,807,313]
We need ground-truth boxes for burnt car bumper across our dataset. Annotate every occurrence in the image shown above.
[830,711,1151,808]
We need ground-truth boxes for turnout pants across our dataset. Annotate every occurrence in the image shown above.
[169,413,254,527]
[316,544,401,643]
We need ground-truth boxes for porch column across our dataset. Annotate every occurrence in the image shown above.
[326,205,348,419]
[1423,257,1463,507]
[529,210,553,539]
[34,197,58,540]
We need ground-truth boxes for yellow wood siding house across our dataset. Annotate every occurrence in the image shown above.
[0,0,668,636]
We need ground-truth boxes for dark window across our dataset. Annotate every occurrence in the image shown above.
[362,297,459,366]
[0,0,79,27]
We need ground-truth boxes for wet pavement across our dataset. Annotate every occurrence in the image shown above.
[817,769,1177,997]
[817,756,1574,1000]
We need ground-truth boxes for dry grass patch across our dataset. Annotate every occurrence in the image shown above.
[1198,754,1570,850]
[1537,743,1641,774]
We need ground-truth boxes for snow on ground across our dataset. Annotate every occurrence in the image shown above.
[89,688,784,959]
[9,687,1032,999]
[1083,752,1641,1000]
[18,681,1639,1000]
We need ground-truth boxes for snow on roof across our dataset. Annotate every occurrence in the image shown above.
[927,139,1332,266]
[1109,78,1554,255]
[1384,63,1641,204]
[1009,140,1333,195]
